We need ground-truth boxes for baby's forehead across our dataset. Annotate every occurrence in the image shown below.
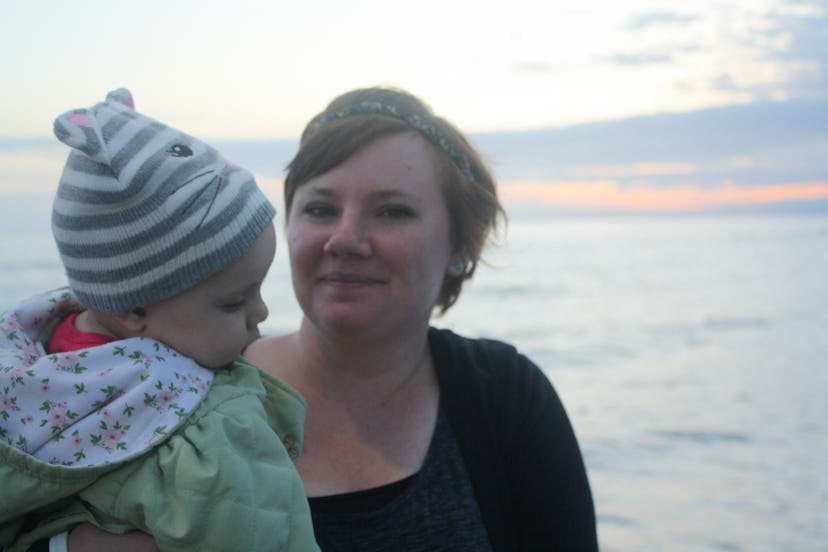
[194,226,276,294]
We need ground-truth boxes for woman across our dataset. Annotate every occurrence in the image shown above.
[244,87,597,550]
[34,87,598,550]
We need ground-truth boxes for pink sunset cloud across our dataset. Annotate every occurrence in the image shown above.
[500,180,828,213]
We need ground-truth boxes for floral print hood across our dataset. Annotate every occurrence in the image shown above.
[0,289,213,467]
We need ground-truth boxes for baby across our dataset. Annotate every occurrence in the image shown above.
[0,89,317,551]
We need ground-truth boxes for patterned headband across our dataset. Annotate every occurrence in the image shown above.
[307,101,476,183]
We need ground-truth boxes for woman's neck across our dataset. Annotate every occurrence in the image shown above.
[294,317,433,407]
[246,317,441,496]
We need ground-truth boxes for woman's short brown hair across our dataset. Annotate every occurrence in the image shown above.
[284,87,506,314]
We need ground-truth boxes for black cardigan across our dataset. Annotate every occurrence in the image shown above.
[429,327,598,551]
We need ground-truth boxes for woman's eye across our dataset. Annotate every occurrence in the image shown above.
[302,203,337,218]
[378,205,415,219]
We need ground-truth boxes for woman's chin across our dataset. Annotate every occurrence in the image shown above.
[311,306,390,337]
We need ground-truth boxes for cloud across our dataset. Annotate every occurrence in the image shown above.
[474,99,828,188]
[614,3,827,104]
[608,53,674,65]
[499,179,828,213]
[3,100,826,214]
[568,162,696,179]
[705,1,828,99]
[623,12,699,31]
[510,62,571,75]
[712,73,739,92]
[762,0,828,96]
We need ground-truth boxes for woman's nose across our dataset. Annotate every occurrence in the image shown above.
[323,213,371,257]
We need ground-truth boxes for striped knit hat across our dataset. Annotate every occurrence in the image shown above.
[52,88,275,313]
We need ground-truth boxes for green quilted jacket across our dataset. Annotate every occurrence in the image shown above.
[0,359,319,552]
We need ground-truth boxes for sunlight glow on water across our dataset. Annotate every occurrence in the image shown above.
[439,216,828,551]
[3,195,827,551]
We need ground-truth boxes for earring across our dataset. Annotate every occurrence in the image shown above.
[453,261,465,273]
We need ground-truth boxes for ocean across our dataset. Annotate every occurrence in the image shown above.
[2,193,827,551]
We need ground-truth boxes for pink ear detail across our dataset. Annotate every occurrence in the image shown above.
[222,155,238,167]
[66,113,94,128]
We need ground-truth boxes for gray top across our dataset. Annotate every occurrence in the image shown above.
[308,408,493,551]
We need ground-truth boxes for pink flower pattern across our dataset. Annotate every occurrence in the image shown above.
[157,390,179,411]
[0,289,214,467]
[1,393,18,412]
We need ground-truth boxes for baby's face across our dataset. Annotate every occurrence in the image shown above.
[140,224,276,369]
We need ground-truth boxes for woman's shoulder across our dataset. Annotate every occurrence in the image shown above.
[428,325,515,350]
[428,327,526,366]
[428,326,545,388]
[243,333,295,372]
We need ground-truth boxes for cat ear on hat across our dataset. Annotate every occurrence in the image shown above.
[52,88,134,163]
[53,107,105,161]
[105,88,135,110]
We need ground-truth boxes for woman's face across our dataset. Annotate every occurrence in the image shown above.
[286,132,461,338]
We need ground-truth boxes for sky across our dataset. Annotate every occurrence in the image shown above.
[2,0,827,213]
